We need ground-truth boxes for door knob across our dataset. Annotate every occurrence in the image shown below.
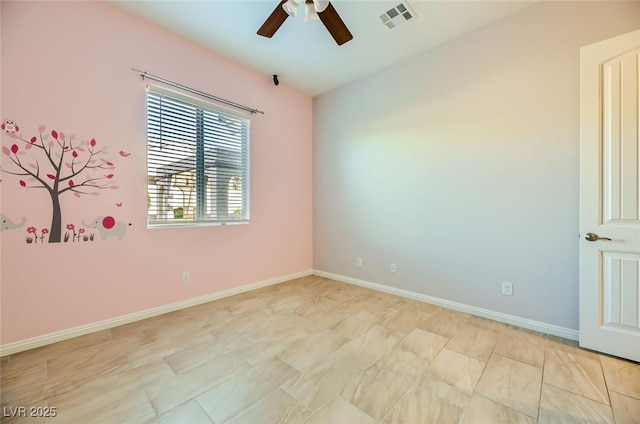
[585,232,612,242]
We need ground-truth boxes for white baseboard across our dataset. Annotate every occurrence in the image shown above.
[0,269,313,357]
[2,268,578,357]
[313,270,579,341]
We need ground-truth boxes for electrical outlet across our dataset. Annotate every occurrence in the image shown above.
[182,271,190,283]
[390,263,397,273]
[356,257,363,267]
[501,281,513,296]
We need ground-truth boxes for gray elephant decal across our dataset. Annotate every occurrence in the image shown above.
[1,215,26,231]
[82,216,131,240]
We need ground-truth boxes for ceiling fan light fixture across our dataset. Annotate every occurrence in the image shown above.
[304,3,320,21]
[282,0,301,17]
[313,0,330,13]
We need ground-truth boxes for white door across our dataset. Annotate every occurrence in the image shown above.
[580,29,640,362]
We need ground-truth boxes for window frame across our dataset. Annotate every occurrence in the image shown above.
[145,85,251,228]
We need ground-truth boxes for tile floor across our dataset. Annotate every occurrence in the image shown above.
[1,275,639,423]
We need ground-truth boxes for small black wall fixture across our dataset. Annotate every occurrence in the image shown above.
[273,75,279,86]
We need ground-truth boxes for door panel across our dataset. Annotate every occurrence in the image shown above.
[602,50,640,223]
[602,252,639,328]
[580,29,640,362]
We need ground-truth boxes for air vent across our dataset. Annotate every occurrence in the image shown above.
[380,2,415,29]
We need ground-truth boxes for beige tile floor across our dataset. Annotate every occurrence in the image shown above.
[1,275,639,423]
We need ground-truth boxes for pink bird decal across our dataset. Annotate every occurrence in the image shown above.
[116,202,123,207]
[119,150,131,157]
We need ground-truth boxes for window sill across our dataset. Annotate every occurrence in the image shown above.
[147,220,249,229]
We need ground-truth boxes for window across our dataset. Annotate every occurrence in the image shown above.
[146,86,250,226]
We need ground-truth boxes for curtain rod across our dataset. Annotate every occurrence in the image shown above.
[131,68,264,115]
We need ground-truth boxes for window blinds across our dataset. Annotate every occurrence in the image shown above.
[146,86,250,226]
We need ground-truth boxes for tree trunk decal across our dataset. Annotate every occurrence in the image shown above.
[49,189,63,243]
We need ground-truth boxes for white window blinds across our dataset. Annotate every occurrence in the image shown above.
[146,86,250,226]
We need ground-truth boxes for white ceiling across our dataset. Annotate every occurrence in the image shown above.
[113,0,536,96]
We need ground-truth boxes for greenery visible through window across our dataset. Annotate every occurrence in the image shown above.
[146,86,250,226]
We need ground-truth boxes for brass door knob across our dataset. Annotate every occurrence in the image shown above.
[585,232,612,242]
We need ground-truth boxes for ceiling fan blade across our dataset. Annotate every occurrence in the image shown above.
[257,0,289,38]
[318,2,353,45]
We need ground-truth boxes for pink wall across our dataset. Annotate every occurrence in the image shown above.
[0,1,313,344]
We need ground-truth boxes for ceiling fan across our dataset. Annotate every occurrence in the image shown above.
[257,0,353,46]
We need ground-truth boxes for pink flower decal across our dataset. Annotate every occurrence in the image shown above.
[47,174,55,179]
[66,223,75,230]
[19,180,26,187]
[30,136,37,143]
[72,151,78,158]
[68,180,75,187]
[26,226,37,234]
[39,228,50,242]
[78,228,85,234]
[51,130,58,139]
[90,138,96,147]
[11,144,18,154]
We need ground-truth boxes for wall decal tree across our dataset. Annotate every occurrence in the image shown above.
[2,123,119,243]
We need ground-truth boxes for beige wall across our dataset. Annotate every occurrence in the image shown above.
[313,1,640,330]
